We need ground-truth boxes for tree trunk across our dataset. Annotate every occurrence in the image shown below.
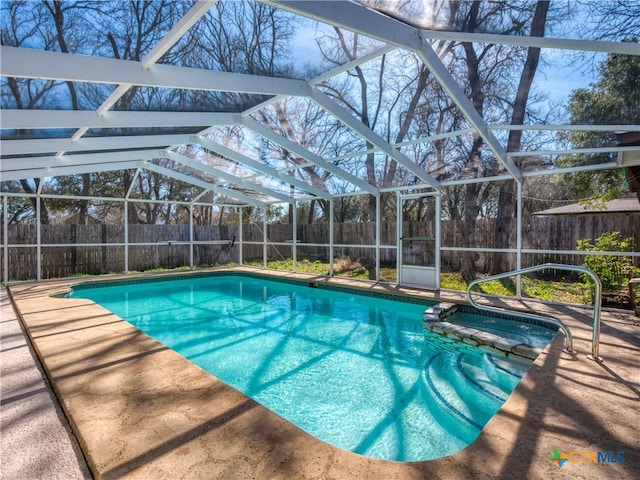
[493,0,549,274]
[20,179,50,225]
[460,135,484,283]
[459,2,485,283]
[47,0,92,224]
[307,199,315,224]
[123,170,139,224]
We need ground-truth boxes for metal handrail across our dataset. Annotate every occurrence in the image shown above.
[465,263,603,361]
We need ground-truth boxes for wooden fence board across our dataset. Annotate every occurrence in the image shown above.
[2,215,637,281]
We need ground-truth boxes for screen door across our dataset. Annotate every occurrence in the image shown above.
[397,193,440,289]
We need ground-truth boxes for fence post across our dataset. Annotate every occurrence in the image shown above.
[70,223,77,275]
[101,225,107,274]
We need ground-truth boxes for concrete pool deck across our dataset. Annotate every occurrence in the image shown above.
[4,267,640,479]
[1,286,92,480]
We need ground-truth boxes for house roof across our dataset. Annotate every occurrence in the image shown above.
[533,198,640,216]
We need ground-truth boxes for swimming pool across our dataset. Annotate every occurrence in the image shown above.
[68,273,556,461]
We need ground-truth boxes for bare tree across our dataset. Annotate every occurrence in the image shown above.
[42,0,93,224]
[578,1,640,41]
[254,98,341,224]
[192,3,325,224]
[492,0,550,274]
[317,30,456,223]
[440,0,550,282]
[1,1,62,224]
[91,1,192,224]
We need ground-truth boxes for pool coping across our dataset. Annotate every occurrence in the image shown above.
[7,266,640,479]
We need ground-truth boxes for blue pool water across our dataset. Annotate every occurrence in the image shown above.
[69,274,556,461]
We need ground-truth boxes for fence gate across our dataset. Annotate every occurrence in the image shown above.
[397,193,440,289]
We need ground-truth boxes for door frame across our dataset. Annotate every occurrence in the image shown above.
[396,192,440,289]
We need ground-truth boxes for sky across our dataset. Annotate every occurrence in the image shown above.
[536,49,602,110]
[292,21,602,116]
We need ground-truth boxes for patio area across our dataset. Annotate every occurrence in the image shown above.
[0,286,91,479]
[4,267,639,480]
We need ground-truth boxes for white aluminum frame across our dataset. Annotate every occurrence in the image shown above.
[397,191,441,289]
[1,0,639,287]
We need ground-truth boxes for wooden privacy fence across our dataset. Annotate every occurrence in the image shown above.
[1,215,638,281]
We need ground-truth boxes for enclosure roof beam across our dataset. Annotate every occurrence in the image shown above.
[264,0,520,182]
[329,124,640,162]
[520,162,620,178]
[0,161,142,182]
[508,145,640,157]
[0,134,195,156]
[414,41,520,181]
[192,135,332,200]
[241,116,378,195]
[493,124,640,132]
[337,123,640,161]
[1,150,157,172]
[265,1,639,56]
[0,46,310,98]
[308,44,397,86]
[165,149,294,204]
[125,167,143,200]
[419,30,640,56]
[242,44,395,117]
[1,109,238,130]
[310,88,440,190]
[191,188,211,205]
[142,161,263,207]
[141,1,218,68]
[5,120,630,159]
[68,1,219,144]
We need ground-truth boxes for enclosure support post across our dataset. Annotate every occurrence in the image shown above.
[36,192,41,281]
[2,195,8,285]
[375,194,381,283]
[124,200,129,274]
[435,193,441,290]
[329,199,334,276]
[263,209,267,268]
[396,194,401,285]
[516,181,523,298]
[292,202,297,272]
[189,203,194,268]
[238,206,243,266]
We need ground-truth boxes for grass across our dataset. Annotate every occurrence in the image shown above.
[257,260,588,305]
[442,271,585,304]
[246,258,328,275]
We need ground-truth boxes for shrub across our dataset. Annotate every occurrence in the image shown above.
[576,231,638,297]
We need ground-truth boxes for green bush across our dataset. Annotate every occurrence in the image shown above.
[576,231,639,297]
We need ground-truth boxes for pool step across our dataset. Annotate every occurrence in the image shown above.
[451,354,508,404]
[421,353,484,436]
[421,351,513,435]
[422,302,458,322]
[423,316,541,361]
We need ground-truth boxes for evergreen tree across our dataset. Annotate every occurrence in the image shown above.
[556,39,640,204]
